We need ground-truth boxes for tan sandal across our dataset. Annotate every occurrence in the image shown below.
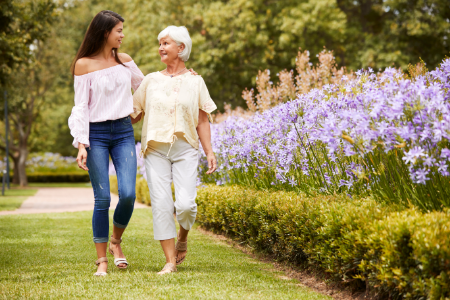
[157,263,177,275]
[175,236,188,265]
[94,257,108,276]
[108,235,128,269]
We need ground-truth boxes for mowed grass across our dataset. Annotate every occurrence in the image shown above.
[0,189,37,211]
[0,209,329,300]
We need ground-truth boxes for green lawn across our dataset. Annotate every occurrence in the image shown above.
[0,209,329,300]
[0,189,37,211]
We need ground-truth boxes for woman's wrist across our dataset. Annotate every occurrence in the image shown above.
[78,143,86,150]
[205,151,215,157]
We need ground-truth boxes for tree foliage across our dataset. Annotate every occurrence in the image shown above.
[0,0,59,185]
[108,0,449,109]
[337,0,450,70]
[0,0,56,87]
[2,0,449,169]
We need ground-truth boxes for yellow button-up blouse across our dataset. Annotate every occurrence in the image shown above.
[131,71,217,156]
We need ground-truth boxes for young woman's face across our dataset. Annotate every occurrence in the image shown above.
[159,36,184,64]
[106,22,124,48]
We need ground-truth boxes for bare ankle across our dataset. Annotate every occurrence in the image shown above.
[167,257,176,265]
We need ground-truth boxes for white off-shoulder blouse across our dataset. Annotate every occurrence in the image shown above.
[68,60,144,148]
[131,71,217,156]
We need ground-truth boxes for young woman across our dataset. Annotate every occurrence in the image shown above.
[131,26,217,274]
[68,10,144,276]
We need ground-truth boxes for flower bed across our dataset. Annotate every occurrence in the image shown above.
[0,153,89,182]
[199,58,450,211]
[196,184,450,299]
[26,153,80,173]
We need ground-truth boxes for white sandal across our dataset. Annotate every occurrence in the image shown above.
[94,257,108,276]
[108,236,129,269]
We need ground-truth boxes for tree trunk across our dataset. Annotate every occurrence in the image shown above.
[9,124,30,186]
[11,155,20,185]
[17,144,28,186]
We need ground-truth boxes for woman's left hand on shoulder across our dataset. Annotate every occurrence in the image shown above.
[189,68,200,76]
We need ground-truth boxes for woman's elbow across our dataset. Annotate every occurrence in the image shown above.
[197,118,209,128]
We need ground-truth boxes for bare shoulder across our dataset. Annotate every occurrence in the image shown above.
[74,58,91,76]
[118,53,133,63]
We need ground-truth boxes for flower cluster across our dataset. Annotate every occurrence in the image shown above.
[199,57,450,210]
[26,152,78,173]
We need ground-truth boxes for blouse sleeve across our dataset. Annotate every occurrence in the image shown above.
[131,75,149,119]
[128,61,145,91]
[68,76,91,148]
[198,77,217,123]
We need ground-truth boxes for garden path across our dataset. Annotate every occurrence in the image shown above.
[0,187,147,215]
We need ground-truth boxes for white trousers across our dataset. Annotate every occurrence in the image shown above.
[144,133,198,240]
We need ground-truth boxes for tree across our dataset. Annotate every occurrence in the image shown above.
[26,1,94,158]
[7,0,448,166]
[0,0,56,86]
[114,0,347,109]
[0,0,58,186]
[111,0,449,109]
[337,0,450,70]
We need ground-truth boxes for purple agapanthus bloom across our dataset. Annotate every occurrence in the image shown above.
[194,57,450,200]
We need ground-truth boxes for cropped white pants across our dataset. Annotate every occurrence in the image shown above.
[144,133,198,240]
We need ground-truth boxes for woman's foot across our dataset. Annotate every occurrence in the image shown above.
[109,236,128,269]
[94,257,108,276]
[157,263,177,275]
[175,233,188,265]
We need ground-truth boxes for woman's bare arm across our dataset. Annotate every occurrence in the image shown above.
[131,113,142,124]
[197,110,216,174]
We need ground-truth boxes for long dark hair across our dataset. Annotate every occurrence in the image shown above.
[71,10,126,75]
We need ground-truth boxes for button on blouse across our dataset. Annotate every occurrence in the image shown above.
[68,60,144,148]
[131,72,217,156]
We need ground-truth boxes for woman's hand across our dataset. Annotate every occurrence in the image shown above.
[206,153,217,174]
[189,68,200,76]
[131,113,142,124]
[77,144,89,171]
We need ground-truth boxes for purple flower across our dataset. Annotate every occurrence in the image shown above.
[402,147,426,165]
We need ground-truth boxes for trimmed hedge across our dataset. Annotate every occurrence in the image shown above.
[27,172,90,183]
[109,176,151,206]
[196,185,450,299]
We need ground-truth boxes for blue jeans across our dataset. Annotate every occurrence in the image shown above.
[86,116,137,243]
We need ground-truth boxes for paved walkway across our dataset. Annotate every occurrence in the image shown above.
[0,188,148,215]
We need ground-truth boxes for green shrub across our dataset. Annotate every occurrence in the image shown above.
[136,176,151,206]
[196,184,450,299]
[357,209,450,299]
[110,176,118,194]
[27,172,90,183]
[109,176,151,206]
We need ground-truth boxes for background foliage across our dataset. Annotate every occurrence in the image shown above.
[1,0,449,172]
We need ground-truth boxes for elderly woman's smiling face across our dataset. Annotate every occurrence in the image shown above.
[159,36,185,64]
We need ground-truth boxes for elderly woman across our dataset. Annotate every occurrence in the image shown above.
[131,26,217,274]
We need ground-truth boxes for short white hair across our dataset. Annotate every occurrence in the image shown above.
[158,26,192,62]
